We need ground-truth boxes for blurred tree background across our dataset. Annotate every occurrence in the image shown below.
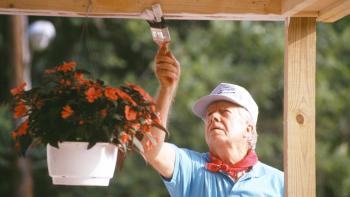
[0,14,349,197]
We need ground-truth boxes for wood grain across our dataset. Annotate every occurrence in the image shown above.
[318,0,350,22]
[284,17,316,197]
[282,0,318,16]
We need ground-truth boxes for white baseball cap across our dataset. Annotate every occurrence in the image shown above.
[192,83,259,124]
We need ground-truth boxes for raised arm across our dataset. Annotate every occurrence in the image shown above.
[144,43,181,179]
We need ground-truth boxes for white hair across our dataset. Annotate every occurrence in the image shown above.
[237,107,258,150]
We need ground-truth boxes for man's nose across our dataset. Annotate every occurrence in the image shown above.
[210,111,221,122]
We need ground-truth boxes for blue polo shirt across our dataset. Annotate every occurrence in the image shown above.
[162,144,284,197]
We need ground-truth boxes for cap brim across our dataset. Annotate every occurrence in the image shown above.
[192,94,243,119]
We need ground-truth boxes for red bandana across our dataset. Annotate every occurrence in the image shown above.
[206,149,258,179]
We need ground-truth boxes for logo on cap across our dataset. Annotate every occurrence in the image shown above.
[212,84,236,95]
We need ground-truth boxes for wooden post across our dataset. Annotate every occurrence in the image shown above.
[11,15,26,85]
[284,17,316,197]
[10,15,33,197]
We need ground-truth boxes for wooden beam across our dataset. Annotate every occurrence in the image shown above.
[284,17,316,197]
[1,0,349,21]
[0,0,296,21]
[318,0,350,22]
[282,0,318,16]
[0,0,280,18]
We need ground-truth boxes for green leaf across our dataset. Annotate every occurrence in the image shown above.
[49,140,59,149]
[87,141,97,149]
[132,137,144,153]
[121,143,127,153]
[17,135,32,156]
[114,114,122,120]
[145,133,157,145]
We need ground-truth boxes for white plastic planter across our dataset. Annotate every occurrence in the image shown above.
[47,142,118,186]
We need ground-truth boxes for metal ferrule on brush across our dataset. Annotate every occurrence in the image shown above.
[148,18,171,45]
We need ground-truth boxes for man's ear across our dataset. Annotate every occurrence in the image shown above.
[243,124,253,138]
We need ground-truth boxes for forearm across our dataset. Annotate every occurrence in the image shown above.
[143,85,177,178]
[145,85,177,160]
[157,85,177,127]
[144,43,180,178]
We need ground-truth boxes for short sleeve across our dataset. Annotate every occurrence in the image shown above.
[161,144,194,197]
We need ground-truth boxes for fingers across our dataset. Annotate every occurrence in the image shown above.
[156,56,176,65]
[156,51,180,75]
[155,45,179,73]
[156,62,179,75]
[156,69,179,81]
[156,68,179,84]
[154,43,180,86]
[157,42,169,56]
[166,50,180,66]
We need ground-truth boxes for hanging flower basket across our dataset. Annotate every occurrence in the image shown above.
[47,142,118,186]
[10,62,166,186]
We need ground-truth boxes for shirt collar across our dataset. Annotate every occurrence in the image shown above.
[239,161,265,181]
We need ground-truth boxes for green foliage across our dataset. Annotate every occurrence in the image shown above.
[316,17,350,197]
[0,105,18,196]
[0,14,349,196]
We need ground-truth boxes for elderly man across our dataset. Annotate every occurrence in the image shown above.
[144,44,284,196]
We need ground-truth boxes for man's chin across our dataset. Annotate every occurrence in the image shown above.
[209,139,228,150]
[210,132,227,141]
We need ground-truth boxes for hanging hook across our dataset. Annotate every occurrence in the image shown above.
[76,0,93,70]
[85,0,93,17]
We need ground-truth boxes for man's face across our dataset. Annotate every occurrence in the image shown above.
[204,101,250,154]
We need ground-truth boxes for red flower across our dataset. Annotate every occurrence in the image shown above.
[85,87,102,103]
[14,102,27,119]
[61,105,74,119]
[125,105,137,121]
[12,119,29,139]
[18,120,29,136]
[142,124,151,133]
[10,83,26,96]
[57,61,76,72]
[60,79,72,86]
[74,72,88,85]
[104,87,119,101]
[127,82,154,102]
[120,132,130,144]
[115,88,136,105]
